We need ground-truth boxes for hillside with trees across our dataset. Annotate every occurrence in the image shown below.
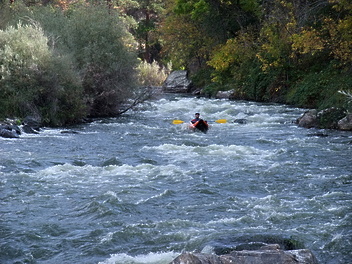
[0,0,351,126]
[161,0,352,111]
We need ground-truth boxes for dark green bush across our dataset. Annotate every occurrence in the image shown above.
[286,65,348,110]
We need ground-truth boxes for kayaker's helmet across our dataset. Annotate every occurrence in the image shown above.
[195,113,200,116]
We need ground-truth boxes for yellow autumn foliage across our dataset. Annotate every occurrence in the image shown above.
[208,31,256,72]
[291,28,324,56]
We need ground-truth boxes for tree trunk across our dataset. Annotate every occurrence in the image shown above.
[144,5,151,63]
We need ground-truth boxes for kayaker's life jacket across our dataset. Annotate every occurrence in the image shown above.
[191,118,200,124]
[191,119,208,128]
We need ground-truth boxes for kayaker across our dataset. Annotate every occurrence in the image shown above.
[190,113,209,133]
[190,113,201,124]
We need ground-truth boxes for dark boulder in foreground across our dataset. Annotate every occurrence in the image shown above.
[170,244,318,264]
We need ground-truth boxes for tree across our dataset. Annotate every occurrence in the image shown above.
[160,3,212,70]
[160,0,261,74]
[324,0,352,68]
[175,0,260,41]
[117,0,165,62]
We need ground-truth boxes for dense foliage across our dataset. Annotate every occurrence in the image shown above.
[0,21,85,125]
[0,0,351,126]
[0,2,141,125]
[161,0,352,111]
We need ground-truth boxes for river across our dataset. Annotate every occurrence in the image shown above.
[0,94,351,264]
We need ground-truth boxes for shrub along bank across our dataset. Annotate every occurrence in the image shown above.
[0,2,140,127]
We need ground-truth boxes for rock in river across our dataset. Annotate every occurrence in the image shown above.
[170,244,318,264]
[163,70,192,93]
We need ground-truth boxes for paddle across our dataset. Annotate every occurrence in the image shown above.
[172,119,227,124]
[172,120,185,124]
[214,119,227,123]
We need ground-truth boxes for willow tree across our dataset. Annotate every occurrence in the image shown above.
[0,1,143,123]
[0,21,85,125]
[58,4,139,117]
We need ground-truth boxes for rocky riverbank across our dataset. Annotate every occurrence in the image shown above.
[296,108,352,131]
[1,116,44,138]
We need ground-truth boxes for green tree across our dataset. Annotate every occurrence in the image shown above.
[161,0,261,76]
[325,0,352,68]
[160,2,212,70]
[174,0,260,41]
[117,0,165,62]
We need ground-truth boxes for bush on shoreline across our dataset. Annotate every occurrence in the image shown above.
[0,2,141,126]
[0,22,85,126]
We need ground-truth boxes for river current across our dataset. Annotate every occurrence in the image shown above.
[0,94,351,264]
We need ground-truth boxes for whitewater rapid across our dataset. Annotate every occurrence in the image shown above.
[1,95,351,264]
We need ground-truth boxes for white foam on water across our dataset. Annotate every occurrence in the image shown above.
[32,163,194,204]
[17,127,66,139]
[207,215,252,225]
[100,231,114,243]
[136,189,173,205]
[35,163,190,180]
[101,121,161,131]
[104,190,118,198]
[149,96,296,126]
[98,251,179,264]
[147,97,242,124]
[143,143,276,167]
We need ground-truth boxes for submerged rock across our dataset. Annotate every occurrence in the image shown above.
[60,130,79,134]
[170,244,318,264]
[234,118,248,124]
